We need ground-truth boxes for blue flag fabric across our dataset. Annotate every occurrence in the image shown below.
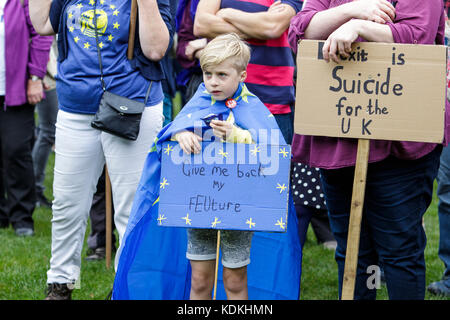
[112,83,302,300]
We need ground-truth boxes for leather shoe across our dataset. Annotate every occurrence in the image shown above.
[45,283,73,300]
[85,247,106,261]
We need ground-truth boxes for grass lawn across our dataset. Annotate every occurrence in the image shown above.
[0,152,449,300]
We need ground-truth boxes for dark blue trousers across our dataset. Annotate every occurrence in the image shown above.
[320,146,441,300]
[0,100,36,230]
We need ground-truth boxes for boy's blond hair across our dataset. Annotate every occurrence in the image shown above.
[199,33,250,72]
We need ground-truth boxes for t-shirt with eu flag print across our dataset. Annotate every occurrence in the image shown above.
[56,0,163,114]
[220,0,303,115]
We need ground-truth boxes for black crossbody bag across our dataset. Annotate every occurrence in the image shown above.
[90,0,152,141]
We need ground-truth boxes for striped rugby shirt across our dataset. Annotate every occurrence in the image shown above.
[220,0,303,114]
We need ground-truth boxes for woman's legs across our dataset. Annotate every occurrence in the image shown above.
[320,146,441,300]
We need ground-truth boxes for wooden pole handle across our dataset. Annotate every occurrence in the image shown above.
[105,166,113,269]
[341,139,370,300]
[127,0,138,60]
[213,230,221,300]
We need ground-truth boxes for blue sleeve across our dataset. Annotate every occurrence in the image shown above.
[49,0,64,33]
[280,0,303,13]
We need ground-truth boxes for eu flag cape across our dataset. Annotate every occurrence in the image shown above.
[113,83,302,299]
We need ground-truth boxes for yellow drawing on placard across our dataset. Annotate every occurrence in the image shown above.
[276,183,287,193]
[275,217,286,230]
[246,218,255,229]
[160,178,170,189]
[211,217,221,228]
[182,214,192,225]
[157,214,167,225]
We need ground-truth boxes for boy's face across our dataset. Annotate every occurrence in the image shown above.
[203,59,247,101]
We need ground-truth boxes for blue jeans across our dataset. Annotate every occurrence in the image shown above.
[320,146,441,300]
[32,89,58,194]
[436,145,450,284]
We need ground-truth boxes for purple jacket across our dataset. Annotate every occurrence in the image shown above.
[288,0,449,169]
[4,0,53,107]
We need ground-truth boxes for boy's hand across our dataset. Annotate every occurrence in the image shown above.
[175,131,203,154]
[210,120,233,141]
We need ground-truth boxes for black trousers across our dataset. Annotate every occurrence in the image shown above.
[0,98,36,230]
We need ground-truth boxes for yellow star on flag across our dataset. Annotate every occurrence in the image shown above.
[76,3,83,8]
[98,42,104,49]
[89,0,95,5]
[113,9,120,16]
[108,34,114,41]
[110,4,116,9]
[68,12,73,19]
[83,42,91,49]
[113,22,120,29]
[74,36,80,43]
[69,26,74,32]
[99,0,105,4]
[182,214,192,225]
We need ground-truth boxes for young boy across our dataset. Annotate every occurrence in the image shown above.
[113,33,302,301]
[174,33,254,300]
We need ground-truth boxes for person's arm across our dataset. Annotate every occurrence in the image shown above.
[138,0,172,61]
[385,0,443,45]
[177,3,204,68]
[28,0,56,35]
[194,0,245,39]
[323,19,394,63]
[24,0,53,104]
[216,1,297,40]
[304,0,395,40]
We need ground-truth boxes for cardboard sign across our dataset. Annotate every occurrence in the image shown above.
[294,40,447,143]
[158,141,291,232]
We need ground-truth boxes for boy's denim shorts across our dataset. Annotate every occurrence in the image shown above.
[186,228,253,269]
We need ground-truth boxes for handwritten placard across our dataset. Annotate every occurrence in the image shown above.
[158,141,291,232]
[294,40,446,143]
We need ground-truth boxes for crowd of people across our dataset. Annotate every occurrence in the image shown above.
[1,0,449,300]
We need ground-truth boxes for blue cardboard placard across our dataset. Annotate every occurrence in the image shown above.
[158,141,291,232]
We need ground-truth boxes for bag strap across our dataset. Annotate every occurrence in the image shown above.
[93,0,152,104]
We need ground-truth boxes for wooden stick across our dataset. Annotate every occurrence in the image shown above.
[105,166,113,269]
[127,0,138,60]
[103,0,137,269]
[341,139,370,300]
[213,230,221,300]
